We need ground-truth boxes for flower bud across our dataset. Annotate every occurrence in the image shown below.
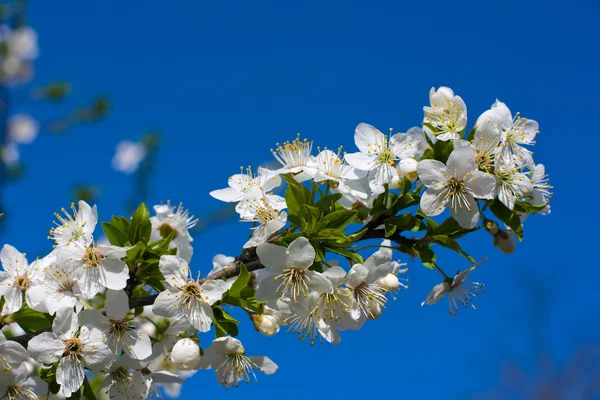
[493,228,516,254]
[483,219,499,235]
[397,158,418,182]
[379,273,400,292]
[251,314,279,337]
[170,338,201,370]
[138,320,157,337]
[367,301,382,320]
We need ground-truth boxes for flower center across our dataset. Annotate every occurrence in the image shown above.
[64,338,84,359]
[182,281,202,299]
[353,282,387,319]
[216,354,259,389]
[82,247,104,268]
[158,223,178,239]
[58,279,77,294]
[376,149,397,166]
[112,367,131,383]
[273,268,309,302]
[271,134,313,168]
[13,274,30,291]
[312,291,351,322]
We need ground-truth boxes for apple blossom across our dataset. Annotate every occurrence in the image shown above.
[0,245,47,315]
[150,201,197,261]
[269,134,317,182]
[49,201,97,248]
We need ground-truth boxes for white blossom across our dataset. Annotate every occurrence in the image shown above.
[28,308,113,397]
[98,356,152,400]
[112,140,146,174]
[526,163,552,215]
[81,290,152,360]
[494,159,533,211]
[0,245,47,315]
[198,337,277,388]
[8,114,39,145]
[0,331,29,372]
[238,186,288,249]
[170,338,201,371]
[269,134,317,182]
[255,237,332,306]
[0,364,47,400]
[421,259,487,316]
[49,201,97,248]
[345,123,420,191]
[59,243,130,299]
[152,255,229,332]
[423,86,467,141]
[150,202,197,261]
[418,146,497,228]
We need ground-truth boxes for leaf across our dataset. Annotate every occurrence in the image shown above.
[226,263,249,297]
[128,203,152,245]
[148,230,176,251]
[126,241,146,264]
[514,201,548,214]
[347,228,368,243]
[110,216,130,234]
[391,213,426,232]
[12,308,53,333]
[284,182,306,219]
[384,220,397,237]
[275,232,306,246]
[433,140,454,164]
[212,308,239,338]
[327,247,364,264]
[303,205,321,232]
[314,210,357,231]
[489,200,524,240]
[102,222,128,247]
[417,209,438,232]
[314,193,343,214]
[432,235,475,262]
[416,245,436,269]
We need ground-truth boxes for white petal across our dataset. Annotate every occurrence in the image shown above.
[152,288,183,318]
[0,287,22,315]
[285,237,315,270]
[450,193,480,229]
[354,123,384,153]
[56,357,85,396]
[27,333,64,364]
[446,146,476,179]
[305,271,333,294]
[185,301,213,332]
[123,330,153,360]
[420,188,446,216]
[465,171,497,199]
[256,243,287,273]
[209,187,243,202]
[100,258,129,291]
[53,308,79,339]
[249,356,278,375]
[0,340,29,366]
[26,282,47,312]
[344,152,376,171]
[81,326,113,371]
[105,289,130,320]
[421,282,449,306]
[345,264,368,288]
[416,160,446,187]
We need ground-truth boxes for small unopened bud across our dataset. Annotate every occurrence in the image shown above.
[251,314,279,337]
[367,302,382,320]
[397,158,418,182]
[138,320,156,337]
[493,228,516,254]
[170,338,201,370]
[379,273,400,292]
[484,219,499,235]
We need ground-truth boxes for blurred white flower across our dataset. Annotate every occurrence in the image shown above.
[112,140,146,174]
[1,144,19,167]
[8,114,39,144]
[8,27,39,61]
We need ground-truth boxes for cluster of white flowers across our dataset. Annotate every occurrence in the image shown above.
[0,87,552,398]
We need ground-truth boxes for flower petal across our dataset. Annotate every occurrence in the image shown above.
[104,289,129,320]
[416,160,446,187]
[450,193,480,229]
[420,188,446,217]
[285,237,315,270]
[256,243,287,273]
[27,332,64,364]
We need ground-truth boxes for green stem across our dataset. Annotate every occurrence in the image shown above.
[433,263,450,280]
[352,244,398,253]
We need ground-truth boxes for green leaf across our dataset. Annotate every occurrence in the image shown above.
[126,241,146,264]
[314,193,343,214]
[432,235,474,262]
[466,126,476,142]
[11,308,53,333]
[347,228,368,243]
[275,232,306,246]
[489,200,524,240]
[284,182,306,219]
[391,213,426,232]
[128,203,152,245]
[148,230,176,251]
[400,177,413,196]
[514,200,548,214]
[384,220,397,237]
[110,216,130,234]
[314,210,357,231]
[102,222,128,247]
[417,209,438,232]
[327,247,364,264]
[433,139,454,164]
[303,205,321,232]
[416,245,436,269]
[226,263,249,297]
[212,308,239,338]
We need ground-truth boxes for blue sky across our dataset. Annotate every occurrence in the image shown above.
[3,0,598,398]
